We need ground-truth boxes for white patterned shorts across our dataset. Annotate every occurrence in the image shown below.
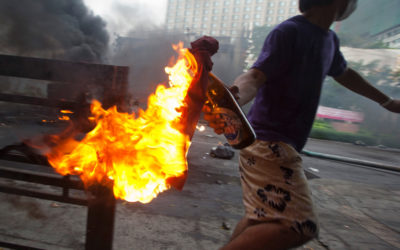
[239,140,319,238]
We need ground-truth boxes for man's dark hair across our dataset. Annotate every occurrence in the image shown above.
[299,0,335,12]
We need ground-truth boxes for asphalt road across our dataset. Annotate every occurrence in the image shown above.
[0,123,399,249]
[303,138,400,189]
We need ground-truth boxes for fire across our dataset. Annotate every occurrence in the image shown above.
[45,42,198,203]
[58,116,70,121]
[60,110,74,114]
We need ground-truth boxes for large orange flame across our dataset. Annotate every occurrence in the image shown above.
[45,42,198,203]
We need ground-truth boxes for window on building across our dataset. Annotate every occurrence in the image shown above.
[234,7,240,12]
[268,2,274,7]
[214,1,220,6]
[203,23,208,28]
[255,13,261,19]
[203,16,208,21]
[256,0,264,2]
[244,14,250,19]
[213,9,219,14]
[291,0,297,6]
[246,0,252,3]
[224,0,231,5]
[278,9,285,14]
[232,22,238,27]
[233,15,239,20]
[235,0,241,4]
[290,8,296,14]
[255,6,263,11]
[279,1,285,6]
[213,16,219,20]
[268,9,274,14]
[245,6,251,11]
[277,16,284,21]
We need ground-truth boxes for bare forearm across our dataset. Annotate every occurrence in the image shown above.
[233,68,266,106]
[334,67,390,104]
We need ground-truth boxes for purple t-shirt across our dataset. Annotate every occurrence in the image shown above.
[248,15,347,152]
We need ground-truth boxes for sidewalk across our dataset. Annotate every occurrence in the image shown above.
[305,179,400,249]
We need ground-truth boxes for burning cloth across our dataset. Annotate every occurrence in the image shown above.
[32,36,219,203]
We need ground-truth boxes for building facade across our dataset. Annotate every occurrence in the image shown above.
[166,0,299,38]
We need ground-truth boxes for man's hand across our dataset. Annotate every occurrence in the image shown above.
[383,99,400,113]
[202,105,225,134]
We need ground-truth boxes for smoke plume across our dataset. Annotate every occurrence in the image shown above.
[0,0,109,63]
[111,29,187,107]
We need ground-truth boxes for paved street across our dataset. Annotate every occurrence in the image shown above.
[0,122,399,249]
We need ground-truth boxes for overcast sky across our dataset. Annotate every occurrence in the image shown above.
[83,0,167,36]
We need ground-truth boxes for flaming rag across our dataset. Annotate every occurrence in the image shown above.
[183,36,219,139]
[167,36,219,190]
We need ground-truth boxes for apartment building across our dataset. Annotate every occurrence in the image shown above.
[165,0,300,38]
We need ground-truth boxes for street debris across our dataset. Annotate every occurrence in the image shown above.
[308,167,320,173]
[221,222,230,230]
[353,140,366,146]
[209,143,235,159]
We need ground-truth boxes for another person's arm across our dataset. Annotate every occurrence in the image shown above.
[334,67,400,113]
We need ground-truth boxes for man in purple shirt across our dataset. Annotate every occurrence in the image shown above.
[205,0,400,249]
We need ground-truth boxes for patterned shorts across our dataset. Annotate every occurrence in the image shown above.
[239,140,319,238]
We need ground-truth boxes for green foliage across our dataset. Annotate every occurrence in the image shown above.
[309,120,400,148]
[310,121,376,145]
[337,32,390,49]
[249,25,274,58]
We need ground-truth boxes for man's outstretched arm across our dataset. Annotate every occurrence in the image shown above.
[334,67,400,113]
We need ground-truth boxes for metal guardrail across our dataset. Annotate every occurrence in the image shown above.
[302,150,400,173]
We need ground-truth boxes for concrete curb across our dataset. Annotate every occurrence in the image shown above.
[301,150,400,173]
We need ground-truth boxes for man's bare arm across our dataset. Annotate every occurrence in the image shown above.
[233,68,267,106]
[334,67,400,113]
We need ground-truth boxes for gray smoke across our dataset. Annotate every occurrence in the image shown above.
[111,29,187,107]
[106,1,160,37]
[0,0,109,63]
